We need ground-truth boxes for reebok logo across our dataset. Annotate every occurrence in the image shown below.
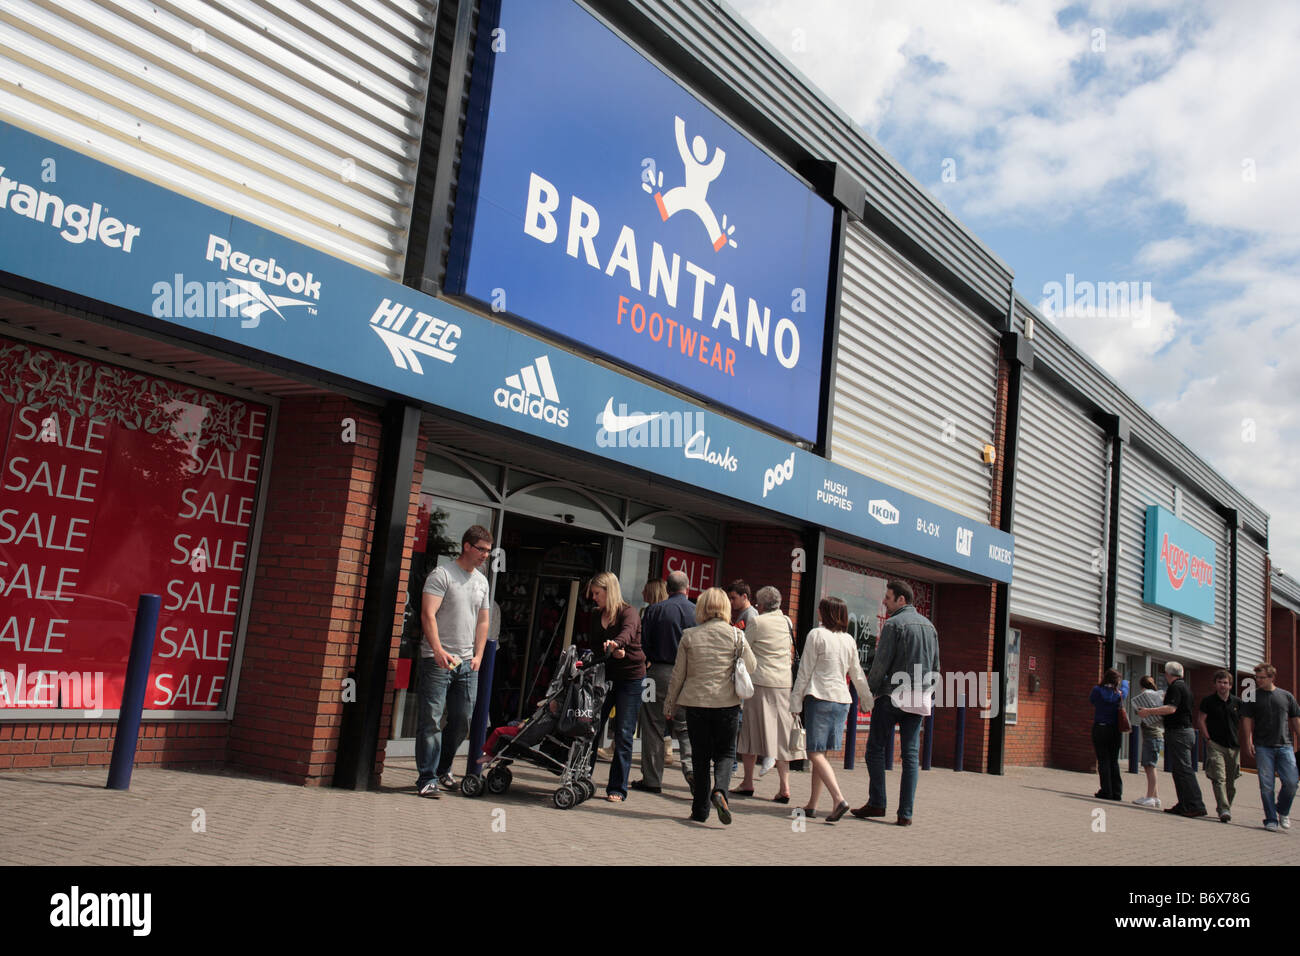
[494,355,569,428]
[205,235,320,325]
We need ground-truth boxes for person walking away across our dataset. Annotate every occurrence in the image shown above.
[632,571,694,794]
[1089,668,1128,801]
[852,580,940,826]
[789,596,870,822]
[1240,662,1300,832]
[1196,669,1242,822]
[1130,675,1165,808]
[1137,661,1207,817]
[664,587,757,825]
[734,586,802,802]
[416,524,493,798]
[588,571,646,803]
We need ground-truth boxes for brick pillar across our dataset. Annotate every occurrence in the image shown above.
[930,582,996,771]
[230,397,390,785]
[1271,607,1297,693]
[1004,624,1057,766]
[1051,631,1104,772]
[720,524,803,627]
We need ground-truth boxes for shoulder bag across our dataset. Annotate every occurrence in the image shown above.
[732,628,755,700]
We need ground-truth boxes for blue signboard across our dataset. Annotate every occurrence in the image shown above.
[447,0,833,443]
[0,120,1013,582]
[1143,506,1216,624]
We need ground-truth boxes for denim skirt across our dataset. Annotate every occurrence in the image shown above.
[803,697,849,752]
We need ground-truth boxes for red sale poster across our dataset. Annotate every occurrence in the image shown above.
[0,337,268,714]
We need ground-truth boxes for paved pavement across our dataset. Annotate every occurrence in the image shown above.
[0,757,1289,866]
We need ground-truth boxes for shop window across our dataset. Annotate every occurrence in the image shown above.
[626,511,718,553]
[0,336,269,716]
[423,451,501,503]
[821,557,933,670]
[505,481,620,531]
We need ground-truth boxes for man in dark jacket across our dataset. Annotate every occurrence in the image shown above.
[632,570,695,793]
[852,580,939,826]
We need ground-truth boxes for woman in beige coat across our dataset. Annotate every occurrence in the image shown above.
[664,587,757,825]
[734,586,802,802]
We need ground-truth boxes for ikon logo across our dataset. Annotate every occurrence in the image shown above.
[868,499,899,525]
[494,355,569,428]
[955,526,974,557]
[762,452,795,498]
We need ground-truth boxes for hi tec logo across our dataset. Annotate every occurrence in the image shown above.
[495,356,569,428]
[762,452,795,498]
[955,526,974,557]
[369,298,463,373]
[642,116,738,252]
[868,499,899,525]
[50,885,151,936]
[205,235,320,327]
[1161,533,1213,590]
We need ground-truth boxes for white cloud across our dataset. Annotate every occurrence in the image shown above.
[1135,237,1199,269]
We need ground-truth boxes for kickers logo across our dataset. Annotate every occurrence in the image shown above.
[495,356,569,428]
[369,297,463,373]
[205,235,320,327]
[762,452,795,498]
[642,116,738,252]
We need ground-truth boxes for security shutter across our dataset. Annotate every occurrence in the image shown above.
[1115,447,1175,652]
[831,222,999,521]
[1009,376,1107,634]
[0,0,437,277]
[1237,536,1268,669]
[1177,488,1230,666]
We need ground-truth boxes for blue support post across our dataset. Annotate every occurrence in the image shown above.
[922,713,934,771]
[106,594,161,791]
[465,639,498,776]
[844,684,859,770]
[954,697,967,772]
[1129,724,1141,774]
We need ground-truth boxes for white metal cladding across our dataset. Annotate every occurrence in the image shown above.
[1237,536,1268,669]
[0,0,437,277]
[1116,446,1175,652]
[1009,376,1107,634]
[831,222,998,521]
[1177,487,1230,666]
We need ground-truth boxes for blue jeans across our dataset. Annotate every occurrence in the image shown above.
[866,696,923,819]
[415,658,479,789]
[593,678,643,798]
[1254,745,1299,825]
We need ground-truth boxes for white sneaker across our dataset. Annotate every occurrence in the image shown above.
[1282,815,1292,829]
[1131,796,1151,807]
[758,756,776,777]
[418,782,440,798]
[1264,820,1280,832]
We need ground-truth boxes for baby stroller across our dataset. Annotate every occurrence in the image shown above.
[461,645,608,809]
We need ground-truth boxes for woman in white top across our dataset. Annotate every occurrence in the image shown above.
[789,596,871,822]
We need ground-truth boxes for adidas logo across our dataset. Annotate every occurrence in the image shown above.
[494,355,570,428]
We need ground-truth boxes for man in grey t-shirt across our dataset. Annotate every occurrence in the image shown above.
[415,524,492,797]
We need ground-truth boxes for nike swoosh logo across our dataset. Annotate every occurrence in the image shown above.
[600,397,663,433]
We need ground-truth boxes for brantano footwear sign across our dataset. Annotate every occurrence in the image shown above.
[1143,505,1216,623]
[446,0,833,443]
[0,120,1014,583]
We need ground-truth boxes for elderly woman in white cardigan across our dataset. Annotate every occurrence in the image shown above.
[734,586,802,802]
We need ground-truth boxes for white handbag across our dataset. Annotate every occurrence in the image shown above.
[732,629,755,699]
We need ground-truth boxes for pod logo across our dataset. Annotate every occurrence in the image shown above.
[1160,534,1213,590]
[762,452,795,498]
[642,116,738,252]
[494,355,569,428]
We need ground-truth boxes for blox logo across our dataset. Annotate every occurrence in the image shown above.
[868,499,899,525]
[494,355,569,427]
[762,452,795,498]
[205,235,320,326]
[955,526,974,557]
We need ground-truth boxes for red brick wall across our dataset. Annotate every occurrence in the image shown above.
[719,524,803,630]
[1051,630,1104,772]
[930,582,995,771]
[1269,607,1297,693]
[0,721,228,771]
[1004,622,1057,766]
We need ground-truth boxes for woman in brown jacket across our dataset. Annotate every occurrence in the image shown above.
[664,587,757,825]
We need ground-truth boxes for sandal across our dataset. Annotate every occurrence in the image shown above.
[606,793,625,802]
[772,794,790,804]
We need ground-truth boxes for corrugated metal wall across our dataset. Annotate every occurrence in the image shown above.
[0,0,437,277]
[1009,376,1107,634]
[1177,487,1230,666]
[1237,535,1268,669]
[831,222,998,521]
[1116,447,1175,653]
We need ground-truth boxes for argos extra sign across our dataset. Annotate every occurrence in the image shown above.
[1142,506,1217,624]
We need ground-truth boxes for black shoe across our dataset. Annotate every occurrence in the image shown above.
[688,813,710,823]
[772,794,790,804]
[730,788,755,798]
[800,807,818,819]
[1183,807,1208,818]
[630,779,662,794]
[850,803,886,819]
[711,790,732,825]
[1163,804,1184,814]
[826,800,851,823]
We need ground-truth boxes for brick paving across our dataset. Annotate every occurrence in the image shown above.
[0,758,1289,866]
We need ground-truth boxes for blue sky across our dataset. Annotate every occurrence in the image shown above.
[732,0,1300,574]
